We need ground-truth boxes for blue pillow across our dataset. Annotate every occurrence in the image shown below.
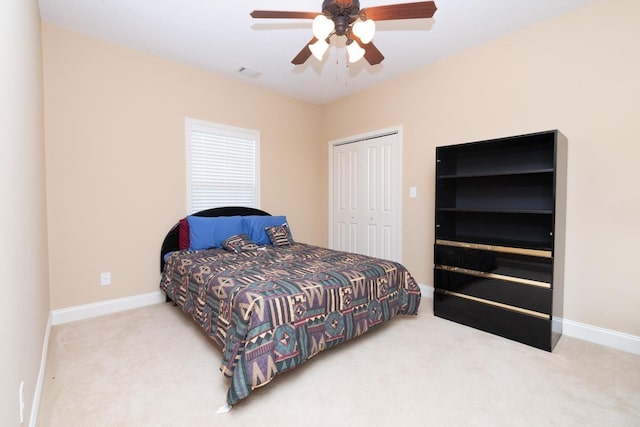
[243,215,288,245]
[187,215,245,250]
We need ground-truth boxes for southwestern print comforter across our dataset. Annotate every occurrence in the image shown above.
[160,243,421,406]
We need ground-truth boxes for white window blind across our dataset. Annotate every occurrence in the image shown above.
[186,118,260,213]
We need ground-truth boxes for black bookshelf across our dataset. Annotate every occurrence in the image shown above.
[433,130,567,351]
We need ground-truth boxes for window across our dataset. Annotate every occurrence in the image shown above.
[186,118,260,213]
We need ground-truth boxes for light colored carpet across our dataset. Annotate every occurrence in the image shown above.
[37,298,640,427]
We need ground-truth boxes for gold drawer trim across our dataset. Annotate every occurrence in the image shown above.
[436,239,552,259]
[435,289,550,320]
[435,264,551,289]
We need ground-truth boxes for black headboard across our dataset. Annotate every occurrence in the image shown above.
[160,206,271,272]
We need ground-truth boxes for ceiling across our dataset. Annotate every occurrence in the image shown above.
[39,0,594,105]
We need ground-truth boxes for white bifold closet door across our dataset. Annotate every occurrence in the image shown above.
[331,132,400,261]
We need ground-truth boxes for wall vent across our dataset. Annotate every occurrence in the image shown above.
[237,67,262,78]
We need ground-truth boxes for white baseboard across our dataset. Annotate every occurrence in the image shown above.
[45,287,640,357]
[29,312,52,427]
[562,318,640,356]
[50,290,166,325]
[419,283,640,356]
[419,283,433,297]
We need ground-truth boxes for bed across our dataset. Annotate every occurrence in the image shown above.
[159,207,422,409]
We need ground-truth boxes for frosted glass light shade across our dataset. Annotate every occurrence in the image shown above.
[346,41,365,63]
[352,19,375,44]
[312,15,335,40]
[309,38,330,61]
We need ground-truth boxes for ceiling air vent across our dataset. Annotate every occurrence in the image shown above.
[237,67,262,79]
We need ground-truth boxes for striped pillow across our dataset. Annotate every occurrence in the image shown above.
[222,234,259,253]
[265,224,294,246]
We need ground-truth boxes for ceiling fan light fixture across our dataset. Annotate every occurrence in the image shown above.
[312,14,335,40]
[250,0,439,66]
[346,40,366,63]
[309,38,330,61]
[352,19,375,44]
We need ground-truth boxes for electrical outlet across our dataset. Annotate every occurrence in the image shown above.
[19,381,25,424]
[100,272,111,286]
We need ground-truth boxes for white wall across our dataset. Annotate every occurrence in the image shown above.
[0,1,50,426]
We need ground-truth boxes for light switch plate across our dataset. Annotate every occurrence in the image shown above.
[100,272,111,286]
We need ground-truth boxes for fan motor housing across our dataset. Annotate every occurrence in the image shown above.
[323,0,360,10]
[322,0,360,35]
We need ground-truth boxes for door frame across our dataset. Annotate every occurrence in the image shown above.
[328,125,403,262]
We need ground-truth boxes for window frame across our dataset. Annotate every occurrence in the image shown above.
[185,117,260,213]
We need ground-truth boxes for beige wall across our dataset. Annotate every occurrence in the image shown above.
[42,23,325,310]
[321,0,640,336]
[1,1,49,426]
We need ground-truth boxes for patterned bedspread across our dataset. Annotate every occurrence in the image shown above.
[160,243,421,406]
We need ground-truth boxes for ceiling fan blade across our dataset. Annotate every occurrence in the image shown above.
[362,41,385,65]
[250,10,319,20]
[362,1,437,21]
[351,35,385,65]
[291,37,318,65]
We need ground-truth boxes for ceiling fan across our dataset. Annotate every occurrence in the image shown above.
[250,1,437,66]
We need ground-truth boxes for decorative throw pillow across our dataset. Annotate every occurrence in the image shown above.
[222,233,259,253]
[178,217,190,250]
[265,224,294,246]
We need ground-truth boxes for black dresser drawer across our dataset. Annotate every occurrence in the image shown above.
[434,268,552,314]
[434,243,552,284]
[434,290,553,351]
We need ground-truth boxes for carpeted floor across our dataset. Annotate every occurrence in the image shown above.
[37,298,640,426]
